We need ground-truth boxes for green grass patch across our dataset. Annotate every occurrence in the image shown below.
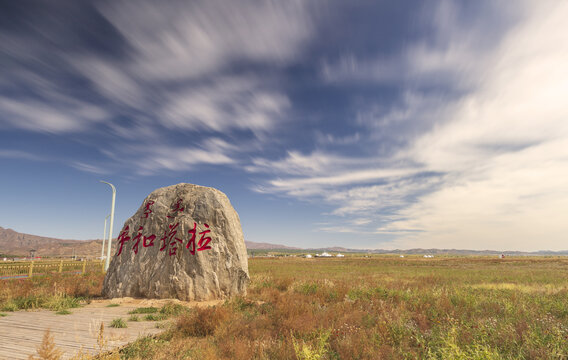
[128,307,158,314]
[159,302,188,316]
[297,282,318,295]
[55,309,72,315]
[129,314,141,322]
[144,313,168,321]
[106,303,120,307]
[110,318,127,328]
[1,294,82,312]
[45,295,82,311]
[1,303,18,312]
[0,313,7,317]
[119,335,168,359]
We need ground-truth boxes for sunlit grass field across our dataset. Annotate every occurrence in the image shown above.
[3,256,568,359]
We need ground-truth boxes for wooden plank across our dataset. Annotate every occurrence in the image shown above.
[0,305,164,359]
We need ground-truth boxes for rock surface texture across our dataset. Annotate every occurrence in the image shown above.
[103,183,249,300]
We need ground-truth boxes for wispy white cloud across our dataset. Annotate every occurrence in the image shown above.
[251,148,425,206]
[0,96,108,133]
[314,132,361,146]
[98,0,312,81]
[326,176,441,216]
[159,76,290,133]
[79,0,309,136]
[321,1,516,90]
[103,137,240,175]
[71,58,146,109]
[0,149,45,161]
[141,147,235,173]
[71,162,110,175]
[247,150,366,176]
[269,168,419,188]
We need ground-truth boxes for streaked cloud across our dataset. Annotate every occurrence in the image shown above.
[102,137,240,176]
[159,76,290,133]
[0,96,108,133]
[0,149,45,161]
[247,150,365,176]
[321,1,516,89]
[383,1,568,250]
[98,0,312,81]
[0,0,311,138]
[71,162,110,175]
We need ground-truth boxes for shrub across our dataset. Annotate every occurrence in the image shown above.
[177,306,230,337]
[45,295,82,311]
[29,329,63,360]
[119,336,167,359]
[291,329,331,360]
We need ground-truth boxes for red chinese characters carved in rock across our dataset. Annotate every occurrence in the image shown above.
[143,233,156,248]
[116,225,131,256]
[131,226,144,255]
[187,222,212,255]
[130,226,157,254]
[166,198,184,219]
[141,200,155,219]
[159,223,183,256]
[116,221,212,256]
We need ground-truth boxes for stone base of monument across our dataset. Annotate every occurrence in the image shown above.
[102,183,250,301]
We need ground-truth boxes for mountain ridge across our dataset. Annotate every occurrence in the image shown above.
[1,226,567,257]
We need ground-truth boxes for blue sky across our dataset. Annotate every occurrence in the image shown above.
[1,1,567,251]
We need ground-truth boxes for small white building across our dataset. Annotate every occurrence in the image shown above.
[336,253,345,257]
[305,254,312,258]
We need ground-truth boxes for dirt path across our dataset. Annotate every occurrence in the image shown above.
[0,298,222,359]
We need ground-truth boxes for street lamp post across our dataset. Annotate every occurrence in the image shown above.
[100,181,116,271]
[101,214,110,260]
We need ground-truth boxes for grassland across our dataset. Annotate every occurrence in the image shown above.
[0,272,101,312]
[3,256,568,359]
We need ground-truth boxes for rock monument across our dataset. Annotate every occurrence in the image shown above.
[102,183,249,301]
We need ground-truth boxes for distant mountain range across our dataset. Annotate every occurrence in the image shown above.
[1,226,567,257]
[245,241,300,250]
[0,226,295,257]
[0,226,107,257]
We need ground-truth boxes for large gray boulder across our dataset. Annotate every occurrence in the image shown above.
[102,183,249,300]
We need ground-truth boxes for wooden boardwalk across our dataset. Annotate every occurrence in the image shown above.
[0,301,165,359]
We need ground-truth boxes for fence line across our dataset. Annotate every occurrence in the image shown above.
[0,260,104,280]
